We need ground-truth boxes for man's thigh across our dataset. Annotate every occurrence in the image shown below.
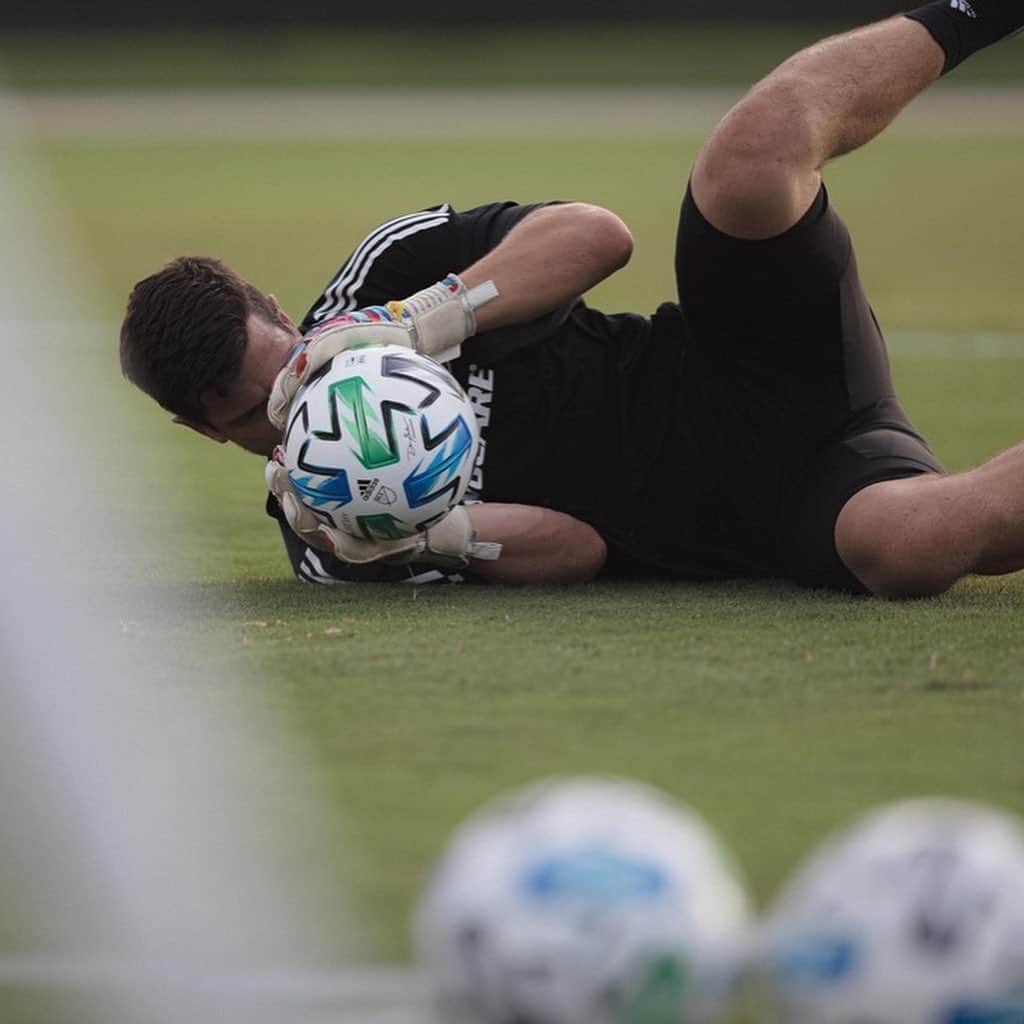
[778,420,945,593]
[674,181,943,588]
[676,182,898,432]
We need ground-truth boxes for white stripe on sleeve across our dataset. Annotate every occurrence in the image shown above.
[311,205,452,322]
[299,552,348,585]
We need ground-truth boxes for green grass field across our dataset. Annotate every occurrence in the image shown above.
[17,73,1024,970]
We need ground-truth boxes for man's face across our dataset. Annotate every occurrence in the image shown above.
[178,309,300,456]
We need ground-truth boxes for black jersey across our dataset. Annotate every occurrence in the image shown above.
[269,199,759,584]
[272,200,577,585]
[269,192,941,590]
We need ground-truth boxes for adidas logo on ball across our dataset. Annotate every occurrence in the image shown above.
[283,345,480,541]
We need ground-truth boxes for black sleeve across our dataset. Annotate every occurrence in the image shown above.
[452,201,583,360]
[265,493,467,586]
[299,201,568,338]
[448,201,558,271]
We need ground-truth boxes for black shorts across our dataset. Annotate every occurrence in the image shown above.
[674,184,944,593]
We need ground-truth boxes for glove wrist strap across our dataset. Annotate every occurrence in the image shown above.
[467,540,503,561]
[399,273,499,362]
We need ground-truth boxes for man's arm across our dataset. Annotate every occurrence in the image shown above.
[382,201,635,363]
[464,504,607,585]
[269,202,633,428]
[267,456,606,585]
[457,202,634,332]
[271,494,605,586]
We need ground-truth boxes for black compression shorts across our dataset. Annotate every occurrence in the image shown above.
[674,184,944,593]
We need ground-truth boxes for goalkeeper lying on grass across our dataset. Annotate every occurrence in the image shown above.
[121,1,1024,596]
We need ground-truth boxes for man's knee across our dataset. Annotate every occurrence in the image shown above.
[835,477,962,599]
[691,85,822,240]
[703,82,809,169]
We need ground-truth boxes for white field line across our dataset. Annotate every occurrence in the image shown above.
[2,86,1023,141]
[888,331,1024,358]
[0,959,427,1024]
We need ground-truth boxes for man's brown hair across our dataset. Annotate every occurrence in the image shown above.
[120,256,277,423]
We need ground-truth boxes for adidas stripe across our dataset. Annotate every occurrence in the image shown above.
[311,205,452,323]
[298,551,347,585]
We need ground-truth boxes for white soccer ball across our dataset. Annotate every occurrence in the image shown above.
[414,777,753,1024]
[282,343,479,539]
[761,798,1024,1023]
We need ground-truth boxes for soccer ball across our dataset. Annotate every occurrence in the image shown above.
[414,777,753,1024]
[761,798,1024,1023]
[281,343,479,540]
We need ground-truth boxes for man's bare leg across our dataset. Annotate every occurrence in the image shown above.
[836,446,1024,598]
[690,17,943,241]
[690,13,1024,598]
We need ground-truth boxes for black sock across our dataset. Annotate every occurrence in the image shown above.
[905,0,1024,73]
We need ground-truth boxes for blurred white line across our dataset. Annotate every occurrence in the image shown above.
[2,87,1022,141]
[888,331,1024,359]
[0,958,426,1002]
[0,960,428,1024]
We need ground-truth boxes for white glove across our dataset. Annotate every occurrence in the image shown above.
[267,273,498,432]
[267,313,408,431]
[265,451,502,570]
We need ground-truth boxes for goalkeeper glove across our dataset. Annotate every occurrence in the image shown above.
[265,449,502,570]
[267,273,497,431]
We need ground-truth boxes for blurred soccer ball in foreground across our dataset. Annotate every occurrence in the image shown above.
[283,341,479,540]
[414,777,752,1024]
[762,798,1024,1023]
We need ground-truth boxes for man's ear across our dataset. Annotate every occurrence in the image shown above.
[172,415,228,444]
[267,294,297,332]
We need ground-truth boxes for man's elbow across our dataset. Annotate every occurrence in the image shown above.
[552,520,607,584]
[575,529,608,582]
[565,203,634,276]
[591,205,635,273]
